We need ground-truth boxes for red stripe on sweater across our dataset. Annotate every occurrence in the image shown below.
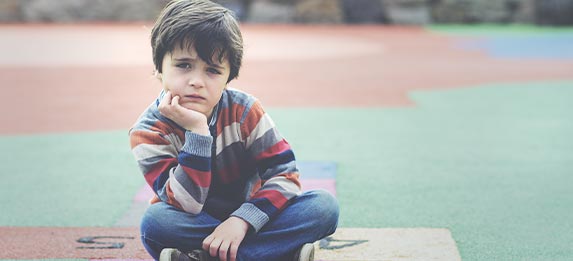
[217,162,241,184]
[150,119,173,133]
[130,130,170,147]
[149,120,186,139]
[144,158,177,187]
[252,189,289,210]
[181,166,211,188]
[216,103,247,134]
[255,139,291,161]
[241,101,265,139]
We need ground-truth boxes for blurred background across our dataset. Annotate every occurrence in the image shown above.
[1,0,572,25]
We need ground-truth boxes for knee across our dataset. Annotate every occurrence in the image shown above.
[140,202,193,239]
[140,203,168,242]
[305,190,339,232]
[140,203,171,259]
[140,202,219,249]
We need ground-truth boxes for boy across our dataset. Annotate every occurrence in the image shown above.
[129,1,339,261]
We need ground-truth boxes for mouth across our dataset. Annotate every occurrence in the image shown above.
[184,94,206,100]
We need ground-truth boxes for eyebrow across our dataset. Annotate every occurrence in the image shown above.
[173,57,225,69]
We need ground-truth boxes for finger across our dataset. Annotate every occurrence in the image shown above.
[209,238,222,258]
[171,96,184,114]
[171,95,180,107]
[202,235,213,252]
[219,241,230,261]
[229,243,239,261]
[158,91,172,114]
[161,91,172,106]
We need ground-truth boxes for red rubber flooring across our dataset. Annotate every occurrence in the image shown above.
[1,25,572,134]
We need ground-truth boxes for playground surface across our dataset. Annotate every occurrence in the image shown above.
[0,24,572,260]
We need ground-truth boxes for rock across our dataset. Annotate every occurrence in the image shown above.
[294,0,343,23]
[0,0,21,22]
[535,0,573,25]
[246,0,296,23]
[20,0,167,22]
[339,0,387,23]
[384,0,431,24]
[213,0,251,21]
[429,0,538,23]
[510,0,536,24]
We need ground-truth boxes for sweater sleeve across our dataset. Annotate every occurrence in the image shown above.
[129,110,213,215]
[230,100,302,232]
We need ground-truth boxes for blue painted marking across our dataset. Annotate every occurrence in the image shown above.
[298,161,337,179]
[458,34,573,59]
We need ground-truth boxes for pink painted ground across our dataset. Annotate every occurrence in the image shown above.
[1,24,572,134]
[0,227,147,259]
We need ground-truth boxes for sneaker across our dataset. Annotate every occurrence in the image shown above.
[293,243,315,261]
[159,248,216,261]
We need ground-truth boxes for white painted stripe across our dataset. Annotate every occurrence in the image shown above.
[132,143,177,161]
[168,171,203,214]
[245,113,275,148]
[216,122,242,155]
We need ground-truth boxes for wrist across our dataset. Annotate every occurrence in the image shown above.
[229,216,250,233]
[183,120,209,135]
[189,124,210,135]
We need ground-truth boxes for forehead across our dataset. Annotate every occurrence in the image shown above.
[168,42,230,67]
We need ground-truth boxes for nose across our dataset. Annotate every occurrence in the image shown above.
[187,72,205,88]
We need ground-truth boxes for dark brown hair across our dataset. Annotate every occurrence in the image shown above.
[151,0,243,83]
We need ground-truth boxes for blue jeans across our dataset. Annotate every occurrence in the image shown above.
[140,190,339,261]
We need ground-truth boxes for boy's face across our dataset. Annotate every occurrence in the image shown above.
[159,45,230,119]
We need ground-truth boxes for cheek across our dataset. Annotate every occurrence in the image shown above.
[161,77,180,92]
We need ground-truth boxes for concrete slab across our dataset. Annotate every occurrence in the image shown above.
[316,228,461,261]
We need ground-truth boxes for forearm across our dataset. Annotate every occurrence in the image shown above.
[232,173,301,232]
[171,131,213,213]
[131,128,213,214]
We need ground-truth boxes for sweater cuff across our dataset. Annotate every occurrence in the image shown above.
[182,131,213,157]
[231,203,269,233]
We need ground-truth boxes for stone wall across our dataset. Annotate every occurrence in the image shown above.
[0,0,169,23]
[0,0,572,25]
[429,0,536,24]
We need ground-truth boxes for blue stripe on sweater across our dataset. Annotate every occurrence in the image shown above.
[178,152,211,172]
[257,149,296,178]
[250,197,279,217]
[219,88,254,109]
[153,171,170,193]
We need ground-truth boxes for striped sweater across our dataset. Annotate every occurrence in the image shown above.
[129,88,301,232]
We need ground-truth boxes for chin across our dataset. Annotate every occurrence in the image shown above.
[182,104,205,114]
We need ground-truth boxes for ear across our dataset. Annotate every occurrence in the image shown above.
[154,70,162,80]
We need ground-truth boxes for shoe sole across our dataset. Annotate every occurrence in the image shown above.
[298,243,315,261]
[159,248,178,261]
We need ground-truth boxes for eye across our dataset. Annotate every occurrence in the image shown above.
[207,67,222,75]
[176,63,191,69]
